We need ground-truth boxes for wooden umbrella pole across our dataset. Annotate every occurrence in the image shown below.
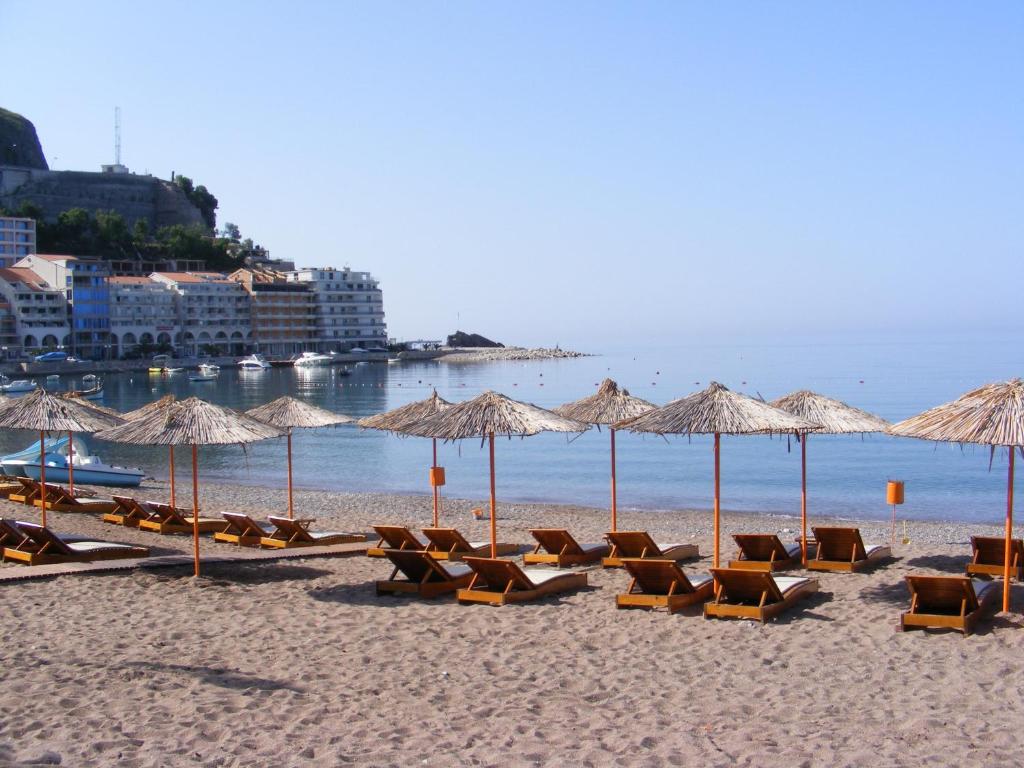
[489,432,497,558]
[801,433,808,565]
[169,446,176,508]
[713,432,721,569]
[286,430,294,519]
[39,430,47,528]
[192,444,200,578]
[432,438,439,527]
[1004,447,1015,613]
[67,431,75,495]
[610,428,618,532]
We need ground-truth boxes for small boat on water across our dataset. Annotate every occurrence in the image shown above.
[238,354,271,371]
[0,375,37,394]
[189,372,217,382]
[45,374,61,382]
[65,375,103,400]
[198,363,220,374]
[293,351,333,367]
[0,435,144,487]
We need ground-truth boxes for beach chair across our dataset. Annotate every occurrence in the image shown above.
[615,558,714,612]
[900,575,1001,636]
[703,568,819,623]
[0,518,29,548]
[422,527,519,560]
[101,495,154,527]
[524,528,608,567]
[32,483,117,514]
[138,502,224,536]
[806,526,891,573]
[727,533,802,572]
[212,512,272,545]
[375,549,475,598]
[966,536,1024,581]
[0,478,25,498]
[366,525,429,558]
[8,478,41,505]
[457,557,588,605]
[2,521,149,566]
[603,530,700,568]
[259,516,366,548]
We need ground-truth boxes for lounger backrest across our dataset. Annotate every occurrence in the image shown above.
[267,516,315,542]
[422,527,473,552]
[384,549,450,582]
[906,575,980,614]
[971,536,1024,567]
[530,529,582,555]
[607,531,661,557]
[0,518,27,547]
[621,558,694,595]
[222,512,266,535]
[15,522,75,555]
[709,568,785,604]
[463,557,535,591]
[42,482,74,503]
[812,527,867,561]
[733,534,788,561]
[373,525,424,550]
[150,503,192,525]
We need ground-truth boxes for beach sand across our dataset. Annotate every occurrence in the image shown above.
[2,479,1023,767]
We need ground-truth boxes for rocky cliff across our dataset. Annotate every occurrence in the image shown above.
[0,108,48,169]
[446,331,504,348]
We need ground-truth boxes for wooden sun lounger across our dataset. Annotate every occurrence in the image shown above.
[806,526,891,573]
[32,482,117,514]
[8,477,41,505]
[524,528,608,567]
[703,568,819,623]
[900,575,1001,636]
[0,518,29,548]
[603,530,700,568]
[212,512,273,546]
[366,525,429,558]
[0,479,24,498]
[966,536,1024,581]
[727,533,802,572]
[138,502,223,536]
[102,495,153,527]
[422,527,519,560]
[2,521,149,566]
[259,516,366,548]
[615,558,714,612]
[457,557,588,605]
[375,549,475,598]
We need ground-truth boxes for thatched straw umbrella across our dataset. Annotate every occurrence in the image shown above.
[123,396,181,507]
[405,391,589,557]
[56,395,123,495]
[246,396,355,519]
[358,390,453,527]
[771,390,888,565]
[96,397,284,576]
[554,379,656,531]
[615,382,817,568]
[0,389,124,527]
[889,379,1024,612]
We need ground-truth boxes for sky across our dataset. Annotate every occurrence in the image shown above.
[2,1,1021,349]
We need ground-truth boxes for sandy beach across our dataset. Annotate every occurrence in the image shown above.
[2,479,1023,767]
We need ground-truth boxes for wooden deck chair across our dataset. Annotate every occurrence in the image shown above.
[422,527,519,560]
[138,502,224,536]
[2,522,149,566]
[33,483,117,514]
[0,518,29,548]
[375,549,475,598]
[704,568,819,623]
[102,495,154,527]
[603,530,700,568]
[212,512,272,545]
[457,557,588,605]
[524,528,608,567]
[0,479,25,498]
[900,575,1001,636]
[260,516,366,549]
[8,478,41,505]
[966,536,1024,581]
[728,534,802,572]
[366,525,428,558]
[615,558,714,612]
[806,526,891,573]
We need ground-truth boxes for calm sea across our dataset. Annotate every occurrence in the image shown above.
[4,334,1020,525]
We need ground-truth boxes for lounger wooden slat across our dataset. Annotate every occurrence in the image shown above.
[212,512,272,545]
[615,558,714,612]
[966,537,1024,581]
[138,502,223,535]
[0,480,25,498]
[102,495,153,527]
[421,527,519,560]
[703,568,819,622]
[375,549,475,598]
[8,478,41,505]
[727,534,801,572]
[366,525,429,558]
[1,522,149,566]
[457,557,588,605]
[602,530,700,568]
[260,516,365,548]
[900,575,1001,636]
[523,528,608,567]
[806,526,891,573]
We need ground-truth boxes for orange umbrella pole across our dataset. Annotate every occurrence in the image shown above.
[489,431,497,558]
[432,438,439,527]
[1004,447,1015,613]
[39,430,47,528]
[286,430,294,519]
[800,433,808,565]
[713,432,721,569]
[67,431,75,495]
[610,428,618,532]
[169,446,176,508]
[192,444,200,578]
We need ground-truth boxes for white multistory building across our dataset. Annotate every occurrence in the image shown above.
[0,217,37,267]
[151,271,251,356]
[108,276,180,358]
[285,266,386,352]
[0,266,69,356]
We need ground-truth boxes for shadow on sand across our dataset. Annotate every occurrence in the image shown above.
[121,660,305,692]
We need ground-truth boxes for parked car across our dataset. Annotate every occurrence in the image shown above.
[34,351,68,362]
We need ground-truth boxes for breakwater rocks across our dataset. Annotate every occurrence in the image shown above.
[440,346,590,363]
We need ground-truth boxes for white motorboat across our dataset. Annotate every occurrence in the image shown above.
[189,372,218,382]
[198,363,220,374]
[1,435,144,487]
[292,351,333,367]
[238,354,271,371]
[0,375,37,394]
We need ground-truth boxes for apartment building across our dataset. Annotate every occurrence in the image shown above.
[151,271,251,356]
[108,276,179,358]
[229,268,316,357]
[0,217,36,267]
[0,266,68,356]
[285,266,386,352]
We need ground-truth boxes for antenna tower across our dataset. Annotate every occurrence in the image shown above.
[114,107,121,166]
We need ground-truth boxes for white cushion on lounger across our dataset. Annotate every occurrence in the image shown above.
[580,543,606,553]
[658,543,688,552]
[771,576,810,594]
[468,541,490,549]
[972,579,997,598]
[689,574,713,587]
[66,541,134,553]
[310,531,355,539]
[440,562,473,578]
[521,567,579,585]
[785,543,802,557]
[864,545,888,556]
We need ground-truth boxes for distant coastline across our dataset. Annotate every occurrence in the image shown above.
[439,346,591,363]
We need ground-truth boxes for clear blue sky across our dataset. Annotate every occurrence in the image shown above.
[3,1,1021,348]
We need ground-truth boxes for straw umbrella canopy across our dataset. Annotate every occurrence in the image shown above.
[95,397,284,576]
[0,389,124,527]
[771,390,889,564]
[246,396,355,519]
[554,379,656,531]
[614,382,818,568]
[404,390,589,556]
[123,395,182,508]
[889,379,1024,612]
[53,395,123,495]
[358,390,453,526]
